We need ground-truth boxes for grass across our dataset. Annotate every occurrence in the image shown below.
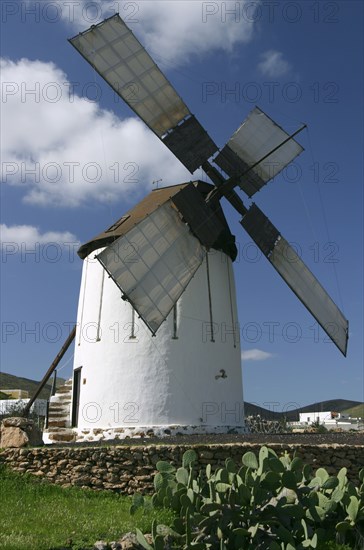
[0,464,359,550]
[0,390,10,399]
[343,404,364,419]
[0,465,173,550]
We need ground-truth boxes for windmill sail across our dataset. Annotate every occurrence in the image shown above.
[215,107,304,197]
[97,201,205,335]
[95,183,227,335]
[69,14,217,173]
[241,204,348,356]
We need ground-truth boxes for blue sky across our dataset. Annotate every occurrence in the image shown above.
[1,0,363,411]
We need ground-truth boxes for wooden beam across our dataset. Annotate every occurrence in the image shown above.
[23,325,76,417]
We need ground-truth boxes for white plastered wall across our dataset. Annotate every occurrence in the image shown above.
[72,248,244,434]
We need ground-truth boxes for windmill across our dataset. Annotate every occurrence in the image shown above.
[44,14,348,443]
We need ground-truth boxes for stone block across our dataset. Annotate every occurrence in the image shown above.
[0,418,43,448]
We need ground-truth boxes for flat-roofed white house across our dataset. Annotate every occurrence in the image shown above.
[299,411,351,427]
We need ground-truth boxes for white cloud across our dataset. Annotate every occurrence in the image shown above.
[134,1,255,65]
[258,50,291,78]
[46,0,255,65]
[241,349,273,361]
[2,2,258,206]
[0,58,190,207]
[0,224,78,247]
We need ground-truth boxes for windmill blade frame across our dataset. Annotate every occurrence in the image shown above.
[95,182,228,335]
[69,14,348,356]
[241,204,349,356]
[69,14,217,173]
[96,201,206,335]
[214,106,305,197]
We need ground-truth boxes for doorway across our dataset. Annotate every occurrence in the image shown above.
[71,367,82,427]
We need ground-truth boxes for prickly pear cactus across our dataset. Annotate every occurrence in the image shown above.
[130,447,364,549]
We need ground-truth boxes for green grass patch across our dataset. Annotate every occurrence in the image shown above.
[0,465,173,550]
[343,403,364,418]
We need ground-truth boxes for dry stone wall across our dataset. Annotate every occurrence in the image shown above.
[0,443,362,494]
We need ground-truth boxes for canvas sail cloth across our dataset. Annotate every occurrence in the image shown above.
[96,202,205,335]
[215,107,304,197]
[241,204,349,356]
[69,14,189,138]
[269,236,348,355]
[69,14,217,173]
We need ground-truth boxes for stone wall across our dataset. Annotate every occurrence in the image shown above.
[0,443,362,494]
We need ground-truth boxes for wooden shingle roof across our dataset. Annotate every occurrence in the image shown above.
[78,181,237,260]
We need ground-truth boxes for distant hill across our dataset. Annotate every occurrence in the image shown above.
[297,399,363,414]
[244,402,282,419]
[244,399,363,421]
[343,404,364,418]
[291,399,364,421]
[0,372,67,401]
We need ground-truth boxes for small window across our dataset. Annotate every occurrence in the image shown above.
[105,215,130,233]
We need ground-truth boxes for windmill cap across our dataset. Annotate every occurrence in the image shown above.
[77,181,237,261]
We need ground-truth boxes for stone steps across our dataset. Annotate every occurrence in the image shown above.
[44,378,75,444]
[49,398,71,405]
[47,419,68,428]
[49,402,69,410]
[47,429,75,442]
[48,413,68,420]
[48,405,70,413]
[56,386,72,394]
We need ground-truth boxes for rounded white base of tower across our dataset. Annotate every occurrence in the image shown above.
[70,248,244,439]
[73,424,247,444]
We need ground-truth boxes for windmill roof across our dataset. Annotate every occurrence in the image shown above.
[78,181,237,260]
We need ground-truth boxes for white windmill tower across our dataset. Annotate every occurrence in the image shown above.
[43,15,348,443]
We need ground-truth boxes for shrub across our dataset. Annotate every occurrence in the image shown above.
[0,401,45,429]
[131,447,364,549]
[318,543,353,550]
[311,421,329,434]
[245,416,290,434]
